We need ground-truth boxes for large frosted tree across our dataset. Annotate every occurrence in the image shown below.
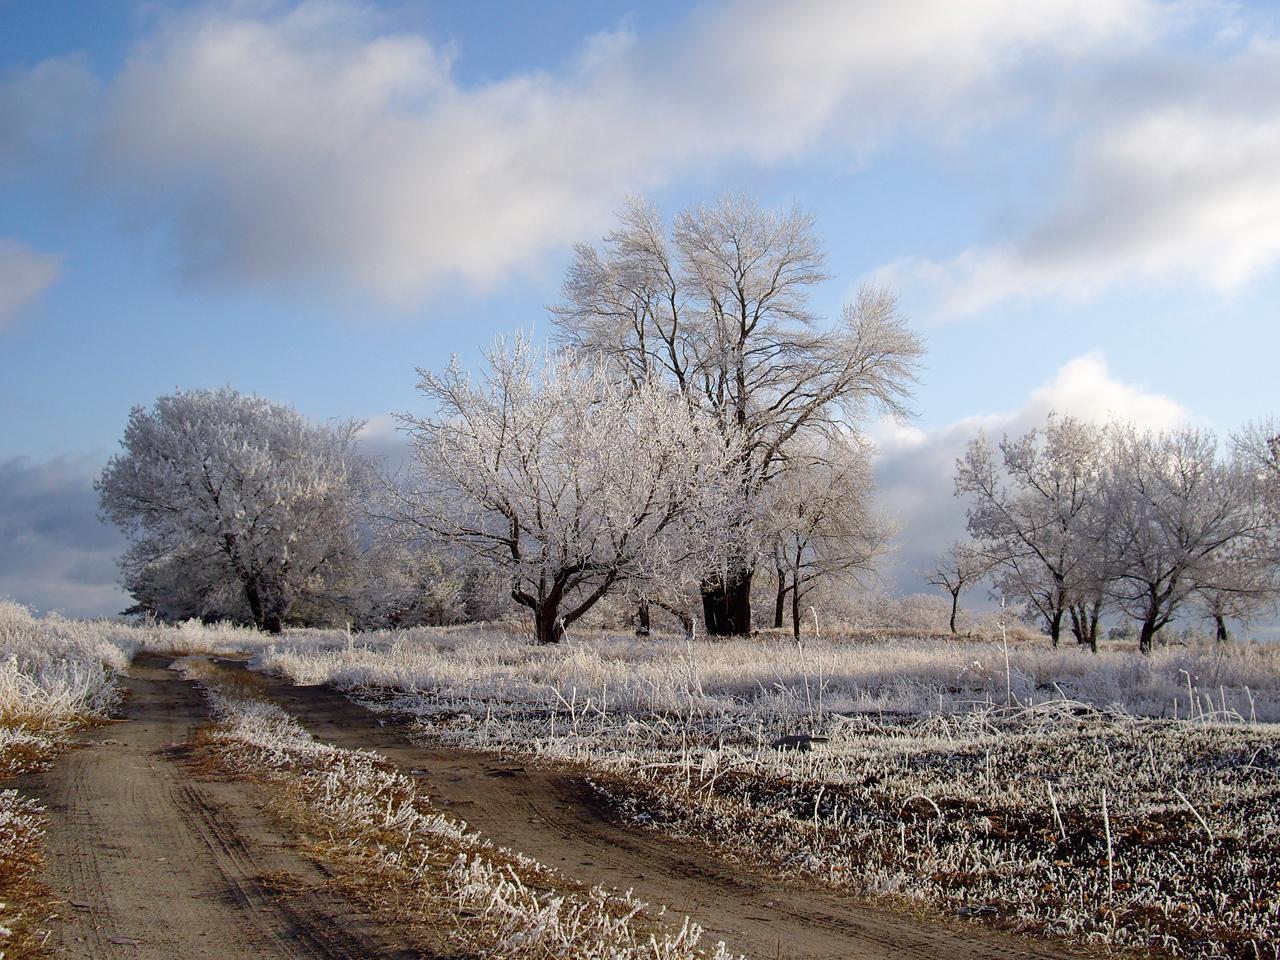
[552,195,923,634]
[98,388,370,632]
[395,337,743,645]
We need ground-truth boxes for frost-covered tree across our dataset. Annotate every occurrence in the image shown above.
[1190,542,1278,643]
[1102,425,1271,653]
[765,438,889,639]
[955,415,1108,646]
[345,541,465,629]
[552,195,923,634]
[1234,417,1280,527]
[395,337,743,645]
[925,541,994,636]
[98,388,371,633]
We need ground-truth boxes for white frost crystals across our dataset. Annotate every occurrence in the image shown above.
[256,625,1280,958]
[187,660,739,960]
[393,335,749,645]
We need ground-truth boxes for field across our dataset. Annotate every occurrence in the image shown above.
[2,607,1278,958]
[257,627,1280,958]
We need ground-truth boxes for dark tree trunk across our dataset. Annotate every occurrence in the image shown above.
[262,611,284,634]
[654,599,695,637]
[635,601,651,637]
[701,570,753,636]
[534,603,566,645]
[791,584,802,640]
[1048,608,1064,647]
[1067,600,1102,652]
[1085,602,1101,654]
[242,579,272,633]
[948,590,960,635]
[1138,615,1158,655]
[1215,613,1230,645]
[1069,606,1085,646]
[773,573,787,630]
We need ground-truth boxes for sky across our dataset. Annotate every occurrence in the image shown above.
[1,0,1278,620]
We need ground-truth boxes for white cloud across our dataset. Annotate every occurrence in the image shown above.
[1025,353,1186,429]
[63,0,1160,304]
[874,353,1187,596]
[0,239,60,329]
[885,36,1280,316]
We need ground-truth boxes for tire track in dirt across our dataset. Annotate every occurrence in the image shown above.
[21,654,421,960]
[245,663,1100,960]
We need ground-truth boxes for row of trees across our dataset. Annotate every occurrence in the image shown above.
[96,196,1279,649]
[99,196,923,641]
[932,415,1280,652]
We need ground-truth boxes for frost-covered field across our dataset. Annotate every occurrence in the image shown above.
[258,626,1280,722]
[180,656,737,960]
[6,612,1279,957]
[256,627,1280,958]
[0,602,135,958]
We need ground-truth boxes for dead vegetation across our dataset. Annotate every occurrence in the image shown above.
[180,657,738,960]
[0,603,131,960]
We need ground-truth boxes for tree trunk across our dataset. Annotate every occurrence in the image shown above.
[654,599,695,637]
[701,570,753,636]
[243,579,270,632]
[791,584,802,640]
[1138,617,1158,655]
[534,603,566,645]
[1215,613,1230,645]
[1069,606,1085,646]
[1048,608,1064,647]
[262,611,285,634]
[773,574,787,630]
[948,590,960,635]
[635,601,651,637]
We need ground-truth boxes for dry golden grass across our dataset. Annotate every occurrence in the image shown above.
[0,734,60,960]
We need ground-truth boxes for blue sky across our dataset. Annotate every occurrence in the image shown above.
[2,0,1279,617]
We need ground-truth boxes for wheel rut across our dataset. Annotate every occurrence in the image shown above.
[20,653,419,960]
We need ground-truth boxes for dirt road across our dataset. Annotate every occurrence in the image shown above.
[22,654,418,960]
[247,664,1094,960]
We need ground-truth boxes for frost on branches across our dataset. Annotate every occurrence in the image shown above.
[396,337,746,644]
[552,195,924,634]
[955,416,1279,653]
[97,388,372,632]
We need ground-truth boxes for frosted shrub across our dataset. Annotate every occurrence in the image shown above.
[0,602,134,726]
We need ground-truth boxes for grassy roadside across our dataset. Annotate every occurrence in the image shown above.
[0,603,133,960]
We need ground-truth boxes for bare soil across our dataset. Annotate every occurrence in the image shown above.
[18,654,420,960]
[243,662,1099,960]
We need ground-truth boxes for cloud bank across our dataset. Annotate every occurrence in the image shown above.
[0,456,128,617]
[883,33,1280,316]
[3,0,1173,306]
